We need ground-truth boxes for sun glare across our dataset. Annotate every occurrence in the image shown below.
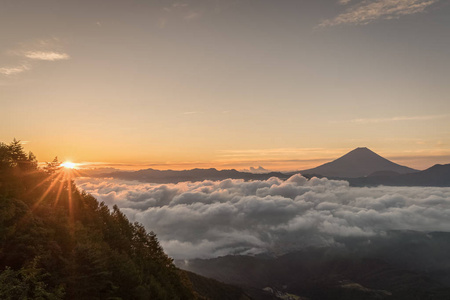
[61,161,76,169]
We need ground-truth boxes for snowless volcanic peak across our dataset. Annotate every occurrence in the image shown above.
[301,147,417,178]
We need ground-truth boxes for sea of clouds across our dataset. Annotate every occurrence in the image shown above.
[76,175,450,259]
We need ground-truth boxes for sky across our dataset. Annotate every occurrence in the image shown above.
[1,0,450,171]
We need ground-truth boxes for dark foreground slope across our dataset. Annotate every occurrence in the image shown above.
[185,271,261,300]
[0,140,247,300]
[301,147,417,178]
[0,140,195,299]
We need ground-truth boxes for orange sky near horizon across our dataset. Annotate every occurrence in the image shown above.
[21,140,450,172]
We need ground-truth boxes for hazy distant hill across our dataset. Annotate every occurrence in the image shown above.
[349,163,450,187]
[93,168,290,183]
[300,147,417,178]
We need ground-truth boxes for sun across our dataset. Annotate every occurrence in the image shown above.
[61,161,77,169]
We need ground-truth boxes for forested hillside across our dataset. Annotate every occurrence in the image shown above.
[0,140,197,299]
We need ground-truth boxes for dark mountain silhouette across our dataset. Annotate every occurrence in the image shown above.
[368,170,401,177]
[79,167,123,176]
[300,147,417,178]
[349,163,450,187]
[92,168,290,183]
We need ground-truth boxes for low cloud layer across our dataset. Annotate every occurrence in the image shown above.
[76,175,450,259]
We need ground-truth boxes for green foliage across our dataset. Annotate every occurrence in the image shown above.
[0,139,38,171]
[0,140,197,300]
[0,258,65,300]
[44,157,62,175]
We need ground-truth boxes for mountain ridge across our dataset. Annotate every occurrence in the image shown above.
[300,147,418,178]
[349,163,450,187]
[80,148,450,187]
[87,167,290,183]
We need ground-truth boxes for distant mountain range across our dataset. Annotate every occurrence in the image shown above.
[349,163,450,187]
[300,147,417,178]
[89,168,290,183]
[84,147,450,187]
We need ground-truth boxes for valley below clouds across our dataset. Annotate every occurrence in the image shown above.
[76,175,450,260]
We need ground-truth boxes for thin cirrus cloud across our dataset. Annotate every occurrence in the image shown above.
[320,0,439,27]
[76,175,450,259]
[24,51,70,61]
[182,111,201,115]
[184,10,202,21]
[0,64,30,76]
[0,48,70,77]
[217,148,346,160]
[162,1,203,22]
[349,114,449,124]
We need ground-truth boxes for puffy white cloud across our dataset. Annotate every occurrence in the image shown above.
[76,175,450,259]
